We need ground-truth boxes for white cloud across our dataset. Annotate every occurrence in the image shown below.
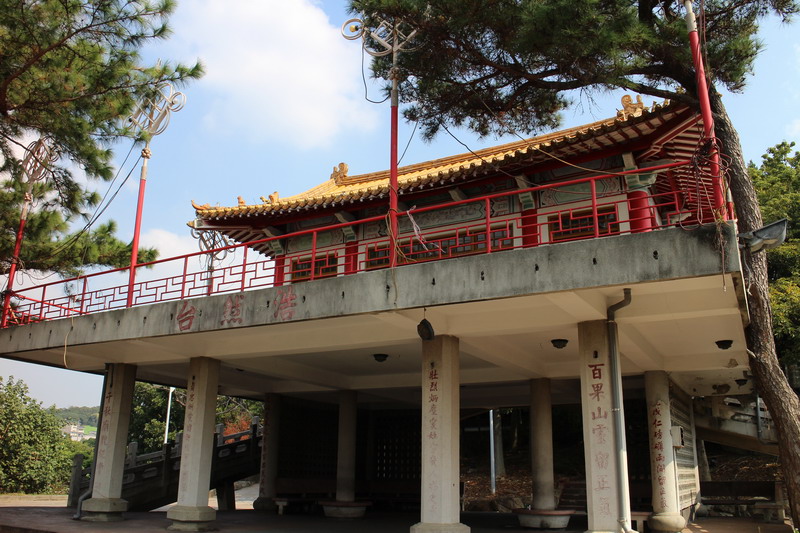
[788,119,800,139]
[137,228,250,286]
[165,0,379,148]
[141,227,199,258]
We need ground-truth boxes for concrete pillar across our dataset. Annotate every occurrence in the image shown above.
[82,363,137,521]
[411,335,469,533]
[644,371,686,533]
[167,357,220,532]
[336,390,358,502]
[253,393,281,512]
[214,480,235,511]
[530,378,556,510]
[578,320,627,533]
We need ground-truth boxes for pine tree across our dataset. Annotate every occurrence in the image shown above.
[0,0,203,278]
[349,0,800,522]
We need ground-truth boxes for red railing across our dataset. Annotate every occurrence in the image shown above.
[3,160,717,326]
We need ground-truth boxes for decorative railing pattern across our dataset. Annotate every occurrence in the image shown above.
[4,161,717,326]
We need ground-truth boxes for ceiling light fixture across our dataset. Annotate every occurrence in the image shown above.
[715,339,733,350]
[551,338,568,349]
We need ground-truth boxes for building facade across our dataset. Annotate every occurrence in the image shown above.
[1,98,754,532]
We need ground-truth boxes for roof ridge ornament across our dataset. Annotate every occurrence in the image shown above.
[617,94,646,119]
[331,162,349,184]
[260,192,280,205]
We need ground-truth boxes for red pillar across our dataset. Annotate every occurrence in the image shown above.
[344,242,359,275]
[627,190,654,233]
[274,256,285,287]
[521,209,540,247]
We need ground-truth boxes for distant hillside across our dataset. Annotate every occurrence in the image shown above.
[54,406,99,427]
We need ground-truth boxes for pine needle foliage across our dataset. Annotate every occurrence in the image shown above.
[0,0,203,278]
[351,0,796,139]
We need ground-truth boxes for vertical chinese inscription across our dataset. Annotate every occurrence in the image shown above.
[649,399,669,509]
[587,361,612,517]
[95,387,114,476]
[424,361,441,511]
[180,374,197,489]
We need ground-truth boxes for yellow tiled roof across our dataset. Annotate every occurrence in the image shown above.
[193,99,679,220]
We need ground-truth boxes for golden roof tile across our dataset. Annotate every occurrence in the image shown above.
[194,98,680,220]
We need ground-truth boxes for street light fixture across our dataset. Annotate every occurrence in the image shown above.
[343,16,418,268]
[1,138,58,327]
[126,83,185,307]
[164,386,176,445]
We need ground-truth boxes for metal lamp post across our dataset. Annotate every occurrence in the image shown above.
[343,16,418,268]
[164,386,176,445]
[1,138,58,328]
[683,1,725,219]
[126,83,185,307]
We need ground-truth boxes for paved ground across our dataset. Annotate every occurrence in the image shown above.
[0,503,794,533]
[0,489,794,533]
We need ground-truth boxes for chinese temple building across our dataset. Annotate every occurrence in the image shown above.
[1,97,760,533]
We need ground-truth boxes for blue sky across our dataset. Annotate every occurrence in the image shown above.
[2,0,800,408]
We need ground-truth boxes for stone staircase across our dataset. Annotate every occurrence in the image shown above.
[70,419,262,511]
[558,479,587,512]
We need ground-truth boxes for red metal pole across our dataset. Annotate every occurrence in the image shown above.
[127,144,151,307]
[389,64,400,268]
[37,285,46,321]
[684,1,725,219]
[79,277,88,315]
[1,214,28,328]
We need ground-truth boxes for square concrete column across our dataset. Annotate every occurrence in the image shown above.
[321,390,372,518]
[253,393,280,513]
[336,389,358,502]
[411,335,469,533]
[530,378,556,510]
[82,363,137,522]
[644,371,687,533]
[168,357,220,532]
[578,320,628,533]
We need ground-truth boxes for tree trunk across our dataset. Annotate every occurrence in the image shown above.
[711,90,800,525]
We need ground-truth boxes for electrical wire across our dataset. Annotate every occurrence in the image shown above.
[51,146,142,257]
[397,120,418,165]
[361,46,390,105]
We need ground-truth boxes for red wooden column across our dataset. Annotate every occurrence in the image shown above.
[521,209,541,247]
[624,154,655,233]
[628,189,654,233]
[273,256,286,287]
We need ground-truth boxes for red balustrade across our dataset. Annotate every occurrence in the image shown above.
[3,160,719,326]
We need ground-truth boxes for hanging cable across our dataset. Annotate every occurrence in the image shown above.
[397,120,419,165]
[361,46,390,104]
[51,147,142,257]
